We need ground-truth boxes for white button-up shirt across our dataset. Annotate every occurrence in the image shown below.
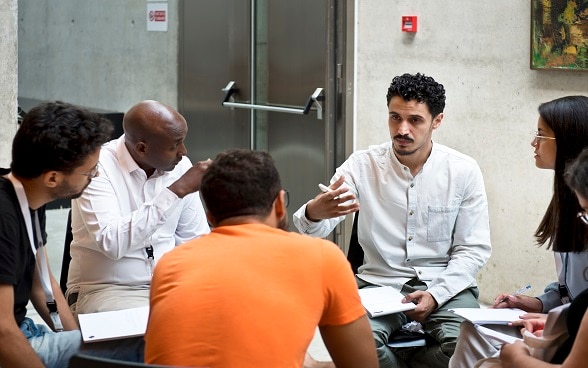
[294,141,491,305]
[67,136,210,291]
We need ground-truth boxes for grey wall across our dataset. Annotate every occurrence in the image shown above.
[356,0,588,303]
[0,0,18,167]
[18,0,178,113]
[12,1,588,304]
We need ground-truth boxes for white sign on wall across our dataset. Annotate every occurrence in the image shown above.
[147,2,168,32]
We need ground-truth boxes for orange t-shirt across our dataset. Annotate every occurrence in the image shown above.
[144,223,365,367]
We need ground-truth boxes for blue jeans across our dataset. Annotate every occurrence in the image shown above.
[20,318,82,368]
[20,317,144,367]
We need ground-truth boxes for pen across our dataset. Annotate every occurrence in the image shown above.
[318,183,332,193]
[499,284,532,303]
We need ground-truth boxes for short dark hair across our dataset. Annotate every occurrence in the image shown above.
[565,147,588,201]
[386,73,446,117]
[11,101,114,178]
[201,149,282,224]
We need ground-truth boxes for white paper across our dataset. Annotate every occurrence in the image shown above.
[449,307,527,325]
[475,325,522,345]
[78,306,149,343]
[358,286,416,318]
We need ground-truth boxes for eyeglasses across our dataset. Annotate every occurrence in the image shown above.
[578,211,588,225]
[275,189,289,208]
[74,164,100,178]
[531,131,556,145]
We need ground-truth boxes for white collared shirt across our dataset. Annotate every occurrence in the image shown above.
[293,141,491,305]
[67,136,210,291]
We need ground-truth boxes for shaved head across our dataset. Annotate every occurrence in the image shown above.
[123,100,186,145]
[122,100,189,175]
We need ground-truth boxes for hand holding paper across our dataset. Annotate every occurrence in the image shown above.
[402,290,437,322]
[358,286,416,318]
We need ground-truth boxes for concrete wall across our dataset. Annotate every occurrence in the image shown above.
[356,0,588,303]
[14,1,588,304]
[18,0,178,113]
[0,0,18,167]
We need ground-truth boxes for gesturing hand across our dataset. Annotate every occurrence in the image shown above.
[305,176,360,221]
[168,159,213,198]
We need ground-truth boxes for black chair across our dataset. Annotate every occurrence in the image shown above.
[347,211,364,274]
[348,211,428,348]
[69,354,190,368]
[59,209,73,294]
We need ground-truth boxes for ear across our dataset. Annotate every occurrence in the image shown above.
[273,190,287,222]
[205,211,217,228]
[42,171,62,189]
[432,112,443,130]
[136,141,148,155]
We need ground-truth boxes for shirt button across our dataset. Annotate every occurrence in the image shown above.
[406,258,411,262]
[410,183,414,188]
[409,210,414,216]
[418,271,422,275]
[408,236,413,241]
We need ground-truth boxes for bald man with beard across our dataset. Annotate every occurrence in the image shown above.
[66,100,211,318]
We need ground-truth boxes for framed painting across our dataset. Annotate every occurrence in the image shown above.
[531,0,588,70]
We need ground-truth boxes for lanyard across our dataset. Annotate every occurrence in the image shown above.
[145,245,155,276]
[5,173,63,331]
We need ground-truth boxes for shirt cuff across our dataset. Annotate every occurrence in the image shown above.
[155,187,181,214]
[537,290,561,313]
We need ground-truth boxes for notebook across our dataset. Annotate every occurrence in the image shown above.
[448,307,526,325]
[358,286,416,318]
[78,306,149,343]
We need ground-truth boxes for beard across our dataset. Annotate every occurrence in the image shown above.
[278,213,289,231]
[52,180,90,201]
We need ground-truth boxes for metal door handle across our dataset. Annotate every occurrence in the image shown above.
[221,81,325,119]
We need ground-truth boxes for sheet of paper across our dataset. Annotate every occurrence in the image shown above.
[358,286,416,318]
[78,306,149,343]
[475,325,522,345]
[449,307,527,325]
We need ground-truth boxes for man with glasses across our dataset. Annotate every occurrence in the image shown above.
[144,149,378,368]
[66,100,210,318]
[0,101,143,367]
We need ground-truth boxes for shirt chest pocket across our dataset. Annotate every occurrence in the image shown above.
[427,205,459,242]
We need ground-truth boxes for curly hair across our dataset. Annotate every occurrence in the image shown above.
[11,101,114,178]
[386,73,446,116]
[201,149,282,224]
[534,96,588,252]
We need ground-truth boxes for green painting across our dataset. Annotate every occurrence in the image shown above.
[531,0,588,70]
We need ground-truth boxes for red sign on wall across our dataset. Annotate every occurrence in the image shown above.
[147,2,168,32]
[149,10,166,22]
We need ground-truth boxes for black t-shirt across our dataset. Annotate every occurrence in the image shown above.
[551,287,588,363]
[0,169,47,325]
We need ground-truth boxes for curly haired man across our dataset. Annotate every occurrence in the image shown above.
[294,73,492,368]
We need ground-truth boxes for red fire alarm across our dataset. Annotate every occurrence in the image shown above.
[402,16,418,33]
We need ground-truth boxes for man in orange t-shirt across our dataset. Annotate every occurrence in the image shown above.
[144,149,377,368]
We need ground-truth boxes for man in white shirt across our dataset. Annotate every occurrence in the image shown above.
[66,100,210,315]
[293,73,492,368]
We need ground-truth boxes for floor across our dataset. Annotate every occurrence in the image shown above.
[33,208,332,362]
